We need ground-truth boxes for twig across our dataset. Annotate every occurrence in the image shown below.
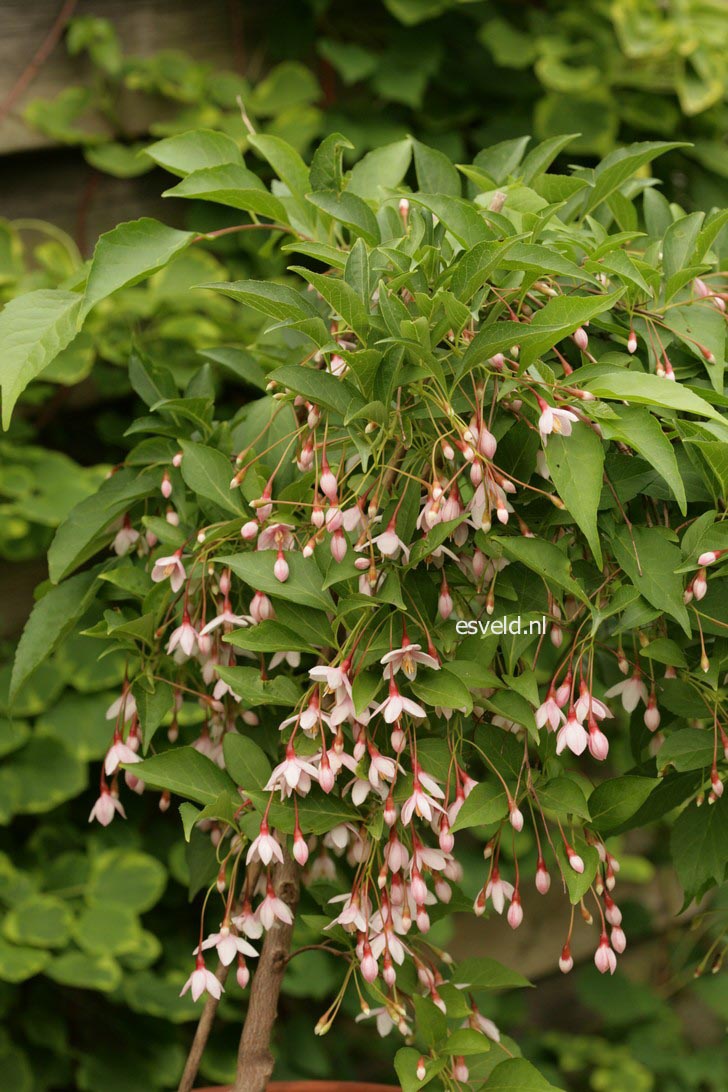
[233,853,300,1092]
[0,0,79,126]
[177,960,231,1092]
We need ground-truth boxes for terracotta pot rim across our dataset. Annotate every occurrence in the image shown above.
[194,1082,400,1091]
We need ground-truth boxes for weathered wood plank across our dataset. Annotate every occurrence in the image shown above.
[0,0,242,154]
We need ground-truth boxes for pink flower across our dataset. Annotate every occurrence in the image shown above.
[587,718,610,761]
[167,612,198,658]
[401,767,446,825]
[574,680,612,723]
[537,399,578,441]
[232,899,263,940]
[199,601,252,635]
[605,671,648,713]
[594,934,617,975]
[88,785,126,826]
[180,955,224,1001]
[257,523,295,551]
[535,688,564,732]
[105,689,136,722]
[246,821,284,867]
[195,925,258,966]
[485,868,514,915]
[113,521,139,556]
[257,883,294,930]
[265,744,318,798]
[151,551,186,593]
[326,891,369,933]
[380,638,439,681]
[372,678,427,724]
[556,707,588,756]
[367,518,410,561]
[507,893,523,929]
[104,732,141,777]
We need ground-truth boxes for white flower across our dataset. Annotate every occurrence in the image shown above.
[485,870,514,915]
[105,690,137,722]
[167,614,198,658]
[556,709,588,756]
[538,404,579,441]
[88,787,126,826]
[180,957,224,1001]
[380,640,439,681]
[195,925,257,967]
[604,672,648,713]
[104,736,141,777]
[265,745,318,798]
[372,679,427,724]
[151,552,186,593]
[246,822,284,866]
[257,885,294,930]
[535,689,564,732]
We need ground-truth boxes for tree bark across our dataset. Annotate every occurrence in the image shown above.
[233,854,300,1092]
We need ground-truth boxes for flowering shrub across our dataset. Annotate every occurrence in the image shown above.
[4,130,728,1091]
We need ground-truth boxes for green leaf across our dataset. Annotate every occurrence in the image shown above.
[217,550,335,612]
[671,796,728,902]
[411,667,473,714]
[486,1058,565,1091]
[583,141,687,214]
[0,939,50,983]
[537,776,591,820]
[589,775,657,833]
[452,955,531,990]
[307,189,380,244]
[3,896,74,948]
[248,133,310,196]
[583,370,726,425]
[86,850,167,912]
[6,736,87,814]
[310,132,353,192]
[493,535,587,601]
[82,217,194,318]
[10,569,97,700]
[222,734,272,791]
[348,138,412,199]
[164,166,287,222]
[600,405,686,513]
[413,139,461,196]
[394,1047,448,1092]
[224,620,317,654]
[441,1028,491,1056]
[268,363,363,417]
[132,678,174,751]
[74,904,143,956]
[409,194,492,247]
[554,839,600,903]
[46,951,121,992]
[133,747,237,805]
[546,423,604,568]
[459,290,623,375]
[0,289,81,429]
[451,782,508,832]
[291,267,370,337]
[659,731,715,773]
[214,665,300,708]
[178,440,244,516]
[145,128,242,177]
[611,526,691,634]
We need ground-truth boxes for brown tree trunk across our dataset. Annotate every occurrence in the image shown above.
[233,853,300,1092]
